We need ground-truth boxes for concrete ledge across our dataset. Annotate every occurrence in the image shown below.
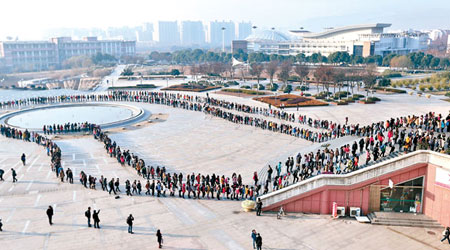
[0,102,146,131]
[259,150,450,209]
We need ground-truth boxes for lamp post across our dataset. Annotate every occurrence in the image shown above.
[252,25,258,34]
[221,27,226,53]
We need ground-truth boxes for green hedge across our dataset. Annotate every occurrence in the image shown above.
[108,84,157,90]
[374,87,406,94]
[222,88,267,95]
[367,97,381,102]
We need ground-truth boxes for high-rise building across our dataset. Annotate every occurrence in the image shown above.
[207,21,235,47]
[156,21,180,45]
[180,21,205,46]
[238,22,252,40]
[138,23,154,42]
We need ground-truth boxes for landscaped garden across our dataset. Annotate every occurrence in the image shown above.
[254,94,328,108]
[161,83,221,92]
[391,72,450,93]
[219,88,268,96]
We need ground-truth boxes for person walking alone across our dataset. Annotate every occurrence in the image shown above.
[93,210,100,229]
[21,153,26,166]
[85,207,91,227]
[127,214,134,234]
[442,227,450,244]
[11,168,17,183]
[256,198,263,216]
[156,229,163,248]
[46,205,54,225]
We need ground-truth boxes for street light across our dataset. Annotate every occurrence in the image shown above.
[252,26,258,33]
[221,27,226,53]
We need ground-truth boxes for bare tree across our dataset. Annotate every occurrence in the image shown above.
[294,64,310,87]
[225,63,235,80]
[240,68,247,83]
[249,63,264,84]
[333,69,346,98]
[265,60,279,88]
[314,65,335,97]
[363,64,378,99]
[277,60,293,88]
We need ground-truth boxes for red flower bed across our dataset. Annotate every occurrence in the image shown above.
[254,94,328,108]
[161,84,221,92]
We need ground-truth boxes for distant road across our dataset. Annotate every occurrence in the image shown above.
[94,65,126,91]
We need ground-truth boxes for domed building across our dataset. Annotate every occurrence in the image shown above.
[245,30,291,42]
[244,30,292,55]
[231,23,429,57]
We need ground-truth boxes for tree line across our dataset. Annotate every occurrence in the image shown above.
[148,49,450,70]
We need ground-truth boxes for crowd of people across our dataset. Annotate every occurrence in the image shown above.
[43,122,97,134]
[1,91,449,197]
[260,111,450,194]
[92,125,261,201]
[0,90,449,247]
[0,125,63,182]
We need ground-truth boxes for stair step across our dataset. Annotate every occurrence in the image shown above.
[372,217,437,223]
[372,221,443,228]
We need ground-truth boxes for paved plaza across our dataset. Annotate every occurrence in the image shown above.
[0,89,449,250]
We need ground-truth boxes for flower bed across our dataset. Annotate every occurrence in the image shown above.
[254,94,328,108]
[221,88,268,95]
[161,84,221,92]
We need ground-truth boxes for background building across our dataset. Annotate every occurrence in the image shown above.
[242,23,429,57]
[156,21,180,46]
[208,21,235,47]
[0,37,136,71]
[238,22,252,40]
[180,21,205,46]
[138,23,154,42]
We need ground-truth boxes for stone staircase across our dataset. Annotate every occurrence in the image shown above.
[368,212,443,228]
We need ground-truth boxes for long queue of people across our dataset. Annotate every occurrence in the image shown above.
[261,111,450,194]
[43,122,97,134]
[92,125,261,201]
[2,91,450,138]
[0,91,366,143]
[1,91,449,198]
[0,125,63,180]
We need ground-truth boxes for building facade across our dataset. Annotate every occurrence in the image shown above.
[180,21,205,46]
[242,24,429,57]
[208,21,235,47]
[156,21,180,45]
[0,37,135,71]
[238,22,252,40]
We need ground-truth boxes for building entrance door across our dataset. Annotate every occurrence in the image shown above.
[380,176,424,213]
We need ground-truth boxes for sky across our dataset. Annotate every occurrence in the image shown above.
[1,0,449,40]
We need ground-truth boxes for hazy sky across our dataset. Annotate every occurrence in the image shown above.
[2,0,449,39]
